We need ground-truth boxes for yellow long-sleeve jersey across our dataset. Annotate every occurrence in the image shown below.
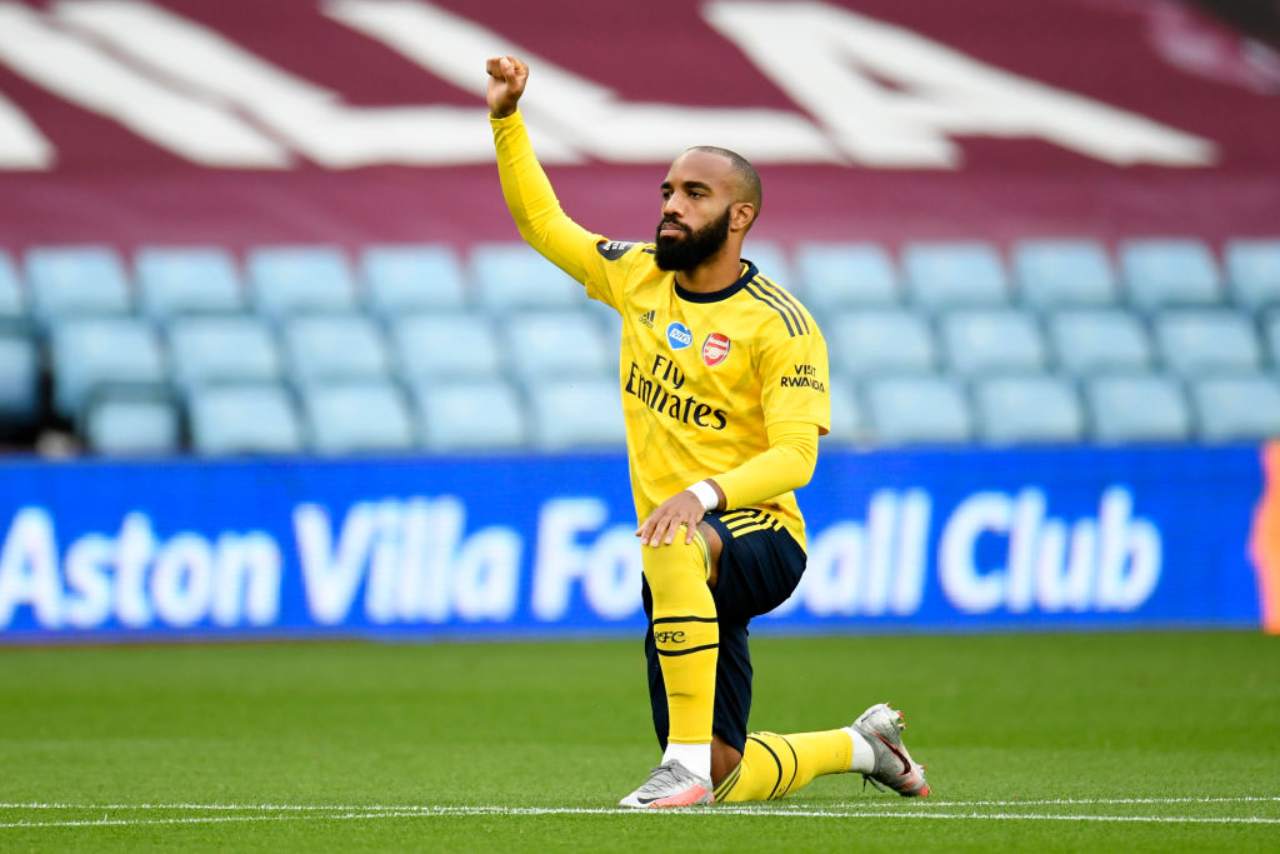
[491,111,830,549]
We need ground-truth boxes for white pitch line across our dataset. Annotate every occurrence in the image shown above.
[1,807,1280,830]
[1,795,1277,812]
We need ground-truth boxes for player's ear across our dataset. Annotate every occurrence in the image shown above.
[729,201,756,234]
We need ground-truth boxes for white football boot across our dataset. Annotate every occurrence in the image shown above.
[852,702,931,798]
[618,759,713,809]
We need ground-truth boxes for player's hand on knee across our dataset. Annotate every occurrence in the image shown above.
[636,491,707,547]
[485,55,528,118]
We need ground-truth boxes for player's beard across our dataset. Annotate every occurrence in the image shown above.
[653,207,732,272]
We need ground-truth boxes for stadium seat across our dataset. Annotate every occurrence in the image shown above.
[901,242,1009,310]
[246,246,357,319]
[0,253,24,322]
[1191,374,1280,442]
[412,379,527,451]
[507,312,612,380]
[825,378,863,444]
[83,390,181,455]
[0,330,39,428]
[51,318,166,419]
[471,243,580,312]
[135,247,242,320]
[168,316,282,391]
[302,381,416,454]
[1225,239,1280,310]
[529,379,626,449]
[743,241,792,289]
[1119,239,1221,309]
[1012,239,1117,309]
[974,376,1084,444]
[390,313,504,381]
[1153,310,1260,376]
[282,315,391,385]
[189,384,303,456]
[940,309,1047,376]
[865,376,972,444]
[360,244,467,317]
[1048,310,1152,376]
[793,243,898,313]
[1085,374,1191,442]
[828,310,936,377]
[25,245,131,324]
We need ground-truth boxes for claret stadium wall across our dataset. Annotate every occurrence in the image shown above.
[2,0,1279,642]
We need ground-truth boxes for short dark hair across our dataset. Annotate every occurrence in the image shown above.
[686,145,762,225]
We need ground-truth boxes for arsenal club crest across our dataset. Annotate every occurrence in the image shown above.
[702,332,730,366]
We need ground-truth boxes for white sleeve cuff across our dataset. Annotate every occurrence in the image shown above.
[686,480,719,512]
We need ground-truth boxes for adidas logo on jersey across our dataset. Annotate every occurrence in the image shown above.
[638,310,655,328]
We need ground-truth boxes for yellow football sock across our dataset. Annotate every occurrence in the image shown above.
[643,532,718,745]
[715,729,853,802]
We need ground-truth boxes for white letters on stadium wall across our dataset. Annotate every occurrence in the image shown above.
[704,1,1215,167]
[939,487,1162,614]
[0,1,1213,169]
[294,498,521,625]
[770,490,931,618]
[0,90,52,170]
[54,0,567,169]
[325,0,838,164]
[531,498,643,621]
[0,509,281,631]
[0,486,1166,632]
[0,3,288,168]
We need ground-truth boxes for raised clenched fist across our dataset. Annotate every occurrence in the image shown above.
[485,55,528,119]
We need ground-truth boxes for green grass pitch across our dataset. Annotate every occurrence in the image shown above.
[1,631,1277,851]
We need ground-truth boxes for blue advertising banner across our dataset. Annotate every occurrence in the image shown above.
[0,446,1268,641]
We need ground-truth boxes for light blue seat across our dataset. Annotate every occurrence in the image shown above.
[1012,239,1117,309]
[246,246,357,319]
[1085,374,1190,442]
[902,242,1008,310]
[1154,310,1260,376]
[283,315,390,385]
[135,247,242,320]
[508,312,612,380]
[169,316,281,391]
[412,379,527,451]
[529,379,626,449]
[1048,310,1152,376]
[360,244,467,317]
[1191,374,1280,442]
[0,253,24,322]
[390,313,503,381]
[189,384,303,455]
[51,318,166,418]
[302,381,416,454]
[83,391,180,455]
[974,376,1083,444]
[743,242,792,290]
[825,377,863,444]
[865,376,972,444]
[1120,239,1221,309]
[940,309,1046,376]
[471,243,580,311]
[0,331,39,427]
[1226,239,1280,310]
[794,243,898,313]
[828,310,936,376]
[25,246,131,324]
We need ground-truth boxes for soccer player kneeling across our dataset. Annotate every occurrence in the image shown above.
[485,55,929,807]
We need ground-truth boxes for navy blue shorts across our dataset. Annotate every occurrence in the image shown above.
[642,508,807,753]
